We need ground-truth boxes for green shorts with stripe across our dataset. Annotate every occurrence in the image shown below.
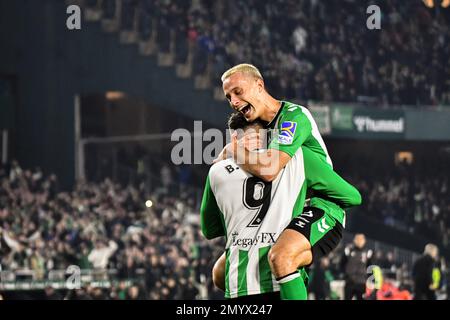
[285,201,343,264]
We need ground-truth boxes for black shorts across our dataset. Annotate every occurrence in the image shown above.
[285,206,343,264]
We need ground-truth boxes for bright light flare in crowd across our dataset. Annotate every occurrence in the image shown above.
[145,200,153,208]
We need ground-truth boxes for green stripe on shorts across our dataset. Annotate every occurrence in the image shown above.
[309,213,336,246]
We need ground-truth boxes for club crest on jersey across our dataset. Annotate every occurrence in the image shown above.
[277,121,297,145]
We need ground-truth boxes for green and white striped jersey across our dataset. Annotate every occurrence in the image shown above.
[202,151,307,298]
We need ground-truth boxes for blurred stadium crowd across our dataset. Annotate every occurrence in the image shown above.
[342,155,450,249]
[94,0,450,106]
[0,158,448,299]
[0,161,222,299]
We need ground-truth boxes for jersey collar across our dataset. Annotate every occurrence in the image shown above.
[266,101,285,129]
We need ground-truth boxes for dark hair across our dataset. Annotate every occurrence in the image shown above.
[227,112,266,130]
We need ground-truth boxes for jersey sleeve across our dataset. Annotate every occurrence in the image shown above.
[200,174,226,240]
[303,148,362,209]
[268,108,312,157]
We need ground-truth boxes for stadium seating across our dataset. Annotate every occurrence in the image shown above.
[84,0,450,107]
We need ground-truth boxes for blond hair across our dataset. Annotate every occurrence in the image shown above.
[221,63,264,82]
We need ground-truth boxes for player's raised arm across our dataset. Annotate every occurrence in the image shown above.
[303,147,362,209]
[200,174,226,240]
[231,139,291,182]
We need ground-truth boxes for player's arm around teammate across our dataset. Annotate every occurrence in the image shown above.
[211,116,361,299]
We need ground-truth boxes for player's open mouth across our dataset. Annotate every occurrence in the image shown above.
[239,104,252,117]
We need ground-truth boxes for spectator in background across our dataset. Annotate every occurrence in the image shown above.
[88,239,118,270]
[292,24,307,54]
[412,243,439,300]
[127,285,146,300]
[161,165,172,189]
[308,257,334,300]
[341,234,373,300]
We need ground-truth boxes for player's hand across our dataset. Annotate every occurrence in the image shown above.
[212,132,238,163]
[237,132,263,151]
